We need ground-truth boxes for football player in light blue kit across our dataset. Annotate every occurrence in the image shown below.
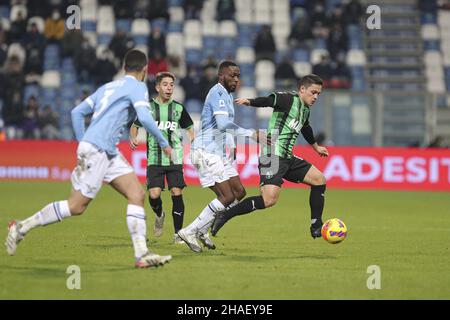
[5,50,173,268]
[177,61,261,253]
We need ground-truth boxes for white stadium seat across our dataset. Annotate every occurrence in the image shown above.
[421,24,440,40]
[10,4,27,21]
[311,49,330,65]
[84,31,98,46]
[236,47,255,64]
[0,17,10,31]
[27,16,45,33]
[167,33,185,56]
[169,7,184,22]
[256,76,275,91]
[345,49,366,66]
[184,20,202,35]
[427,77,445,94]
[236,11,252,24]
[41,71,61,88]
[424,51,442,66]
[426,65,444,79]
[98,5,114,21]
[202,20,219,36]
[219,20,238,37]
[97,18,115,35]
[184,34,202,49]
[294,62,312,77]
[255,60,275,76]
[237,87,257,99]
[7,43,26,65]
[131,19,151,36]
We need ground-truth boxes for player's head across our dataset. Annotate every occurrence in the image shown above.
[218,60,240,93]
[124,49,148,81]
[298,74,323,106]
[155,72,175,102]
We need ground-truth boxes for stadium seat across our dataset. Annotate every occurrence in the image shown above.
[81,0,97,22]
[346,50,366,66]
[10,4,27,21]
[202,20,219,36]
[236,10,253,24]
[167,32,184,56]
[131,19,151,44]
[185,99,203,113]
[0,17,10,31]
[424,40,440,51]
[422,24,440,40]
[41,71,61,88]
[27,16,45,33]
[256,76,275,91]
[98,5,114,21]
[184,20,202,36]
[81,20,97,32]
[184,34,202,49]
[254,9,271,25]
[427,77,445,93]
[442,52,450,66]
[425,51,443,66]
[311,49,330,65]
[426,65,444,79]
[172,86,185,103]
[7,42,26,66]
[255,60,275,77]
[219,20,238,37]
[294,62,312,77]
[169,7,184,22]
[0,5,9,19]
[23,84,40,104]
[116,19,131,33]
[97,18,115,36]
[236,47,255,64]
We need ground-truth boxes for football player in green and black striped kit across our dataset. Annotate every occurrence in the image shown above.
[212,74,330,239]
[130,72,194,244]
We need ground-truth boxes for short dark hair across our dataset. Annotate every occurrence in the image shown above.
[124,49,147,72]
[218,60,238,74]
[155,71,176,84]
[298,74,323,89]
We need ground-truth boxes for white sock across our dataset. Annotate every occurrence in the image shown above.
[126,204,148,259]
[19,201,71,234]
[187,199,225,235]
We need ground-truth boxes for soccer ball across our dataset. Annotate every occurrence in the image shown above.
[321,218,347,244]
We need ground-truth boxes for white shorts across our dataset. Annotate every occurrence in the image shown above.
[191,149,238,188]
[71,142,134,198]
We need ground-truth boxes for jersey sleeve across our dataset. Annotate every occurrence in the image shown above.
[179,106,194,129]
[129,82,150,109]
[208,88,229,116]
[269,91,295,112]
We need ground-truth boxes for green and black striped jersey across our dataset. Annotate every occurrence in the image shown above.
[263,91,311,159]
[133,98,193,166]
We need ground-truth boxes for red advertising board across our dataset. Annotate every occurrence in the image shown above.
[1,141,449,191]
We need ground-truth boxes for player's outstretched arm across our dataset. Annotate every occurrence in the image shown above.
[235,95,275,108]
[215,114,254,138]
[301,123,329,157]
[71,100,94,141]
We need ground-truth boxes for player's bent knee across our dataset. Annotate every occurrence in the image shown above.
[263,196,277,208]
[170,188,182,196]
[69,203,87,216]
[129,188,146,205]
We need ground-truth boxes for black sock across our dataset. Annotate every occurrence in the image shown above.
[225,196,265,220]
[171,195,184,233]
[310,184,326,228]
[149,196,163,217]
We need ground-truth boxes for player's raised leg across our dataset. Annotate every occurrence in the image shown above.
[110,172,171,267]
[212,184,280,236]
[301,165,327,238]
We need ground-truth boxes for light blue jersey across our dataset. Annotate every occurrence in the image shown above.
[192,83,253,158]
[71,75,168,156]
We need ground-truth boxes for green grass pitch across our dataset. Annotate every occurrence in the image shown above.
[0,182,449,299]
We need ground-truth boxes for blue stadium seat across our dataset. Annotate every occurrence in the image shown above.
[168,22,183,33]
[98,34,113,45]
[116,19,131,32]
[0,5,9,18]
[169,0,183,6]
[326,0,343,11]
[238,25,254,47]
[81,20,97,32]
[151,18,168,33]
[43,45,60,71]
[23,84,40,104]
[424,40,440,51]
[185,49,203,64]
[133,34,147,45]
[293,48,310,62]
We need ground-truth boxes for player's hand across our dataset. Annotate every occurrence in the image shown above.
[129,136,139,150]
[235,98,250,106]
[313,144,329,157]
[163,146,173,158]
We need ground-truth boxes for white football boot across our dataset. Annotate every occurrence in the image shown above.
[177,228,202,253]
[5,221,24,256]
[135,252,172,268]
[197,232,216,250]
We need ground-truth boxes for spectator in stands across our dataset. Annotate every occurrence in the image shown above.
[327,24,348,61]
[114,0,136,19]
[21,95,40,139]
[109,29,135,65]
[39,105,60,140]
[180,65,203,102]
[147,26,167,58]
[216,0,235,21]
[327,4,345,29]
[275,56,298,90]
[167,54,186,79]
[288,18,314,49]
[9,10,27,43]
[92,48,118,86]
[147,50,169,81]
[312,55,332,86]
[148,0,170,21]
[27,0,52,19]
[74,37,97,83]
[44,9,65,44]
[2,91,24,139]
[134,0,150,18]
[329,55,351,89]
[202,55,218,71]
[199,64,217,100]
[343,0,363,25]
[0,25,8,67]
[254,25,276,62]
[183,0,204,20]
[61,29,84,58]
[310,3,329,28]
[22,23,46,53]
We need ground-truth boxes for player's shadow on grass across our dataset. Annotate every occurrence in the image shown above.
[0,264,64,278]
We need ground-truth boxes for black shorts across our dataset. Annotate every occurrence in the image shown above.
[259,155,312,187]
[146,165,186,190]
